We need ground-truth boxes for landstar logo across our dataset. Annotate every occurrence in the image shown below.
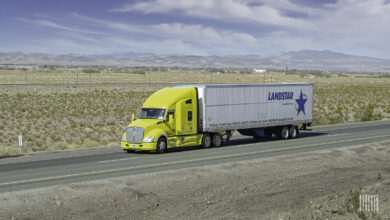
[295,90,307,115]
[268,91,294,101]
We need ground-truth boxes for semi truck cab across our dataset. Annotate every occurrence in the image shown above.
[121,87,204,153]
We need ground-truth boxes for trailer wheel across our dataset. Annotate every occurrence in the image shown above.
[156,137,167,153]
[212,134,222,147]
[278,127,290,140]
[289,126,298,139]
[202,134,212,148]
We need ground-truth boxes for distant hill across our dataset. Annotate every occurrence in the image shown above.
[260,50,390,72]
[1,50,390,72]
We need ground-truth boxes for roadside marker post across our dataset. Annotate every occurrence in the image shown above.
[18,135,23,154]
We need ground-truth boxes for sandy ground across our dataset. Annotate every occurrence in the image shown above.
[0,141,389,220]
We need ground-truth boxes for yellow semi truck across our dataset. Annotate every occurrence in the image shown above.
[121,83,313,153]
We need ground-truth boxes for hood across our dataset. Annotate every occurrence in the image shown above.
[128,119,162,129]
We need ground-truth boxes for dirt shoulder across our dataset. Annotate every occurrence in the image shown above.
[1,141,389,220]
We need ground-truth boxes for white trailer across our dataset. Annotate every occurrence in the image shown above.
[193,83,313,140]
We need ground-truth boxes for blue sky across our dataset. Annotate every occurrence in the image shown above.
[1,0,390,58]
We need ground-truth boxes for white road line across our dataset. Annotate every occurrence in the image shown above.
[97,157,136,163]
[0,150,123,165]
[326,133,349,137]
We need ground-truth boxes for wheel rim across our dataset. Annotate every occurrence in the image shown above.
[290,127,296,138]
[282,128,289,139]
[159,140,166,151]
[204,135,211,147]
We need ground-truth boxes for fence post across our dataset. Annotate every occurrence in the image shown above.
[18,135,23,154]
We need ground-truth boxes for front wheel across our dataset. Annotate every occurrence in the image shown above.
[202,134,212,148]
[156,138,167,153]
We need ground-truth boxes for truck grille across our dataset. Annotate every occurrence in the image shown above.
[126,127,144,143]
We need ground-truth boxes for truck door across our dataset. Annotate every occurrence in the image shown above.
[165,110,176,136]
[176,99,194,135]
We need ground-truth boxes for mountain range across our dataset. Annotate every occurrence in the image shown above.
[1,50,390,73]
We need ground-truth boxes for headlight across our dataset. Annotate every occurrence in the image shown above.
[121,135,126,142]
[144,136,155,143]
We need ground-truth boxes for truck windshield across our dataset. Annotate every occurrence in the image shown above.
[139,108,166,119]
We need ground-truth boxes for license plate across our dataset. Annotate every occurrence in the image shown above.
[132,144,136,148]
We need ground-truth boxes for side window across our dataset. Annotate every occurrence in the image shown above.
[185,99,192,104]
[167,111,175,122]
[187,111,192,121]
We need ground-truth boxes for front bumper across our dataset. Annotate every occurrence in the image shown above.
[121,142,156,151]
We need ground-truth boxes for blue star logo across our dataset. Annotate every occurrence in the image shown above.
[295,90,307,116]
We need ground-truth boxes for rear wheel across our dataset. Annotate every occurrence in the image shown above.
[212,133,222,147]
[278,126,290,140]
[202,134,212,148]
[156,137,167,153]
[289,126,298,139]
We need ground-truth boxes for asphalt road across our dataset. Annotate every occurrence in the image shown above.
[0,120,389,193]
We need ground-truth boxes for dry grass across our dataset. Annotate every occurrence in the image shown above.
[313,85,390,125]
[0,67,389,156]
[0,144,20,156]
[0,85,157,154]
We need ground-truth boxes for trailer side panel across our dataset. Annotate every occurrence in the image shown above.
[202,84,313,131]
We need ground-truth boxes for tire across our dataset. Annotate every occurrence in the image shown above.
[289,126,298,139]
[202,134,212,148]
[212,133,222,147]
[156,137,167,153]
[126,149,135,153]
[278,126,289,140]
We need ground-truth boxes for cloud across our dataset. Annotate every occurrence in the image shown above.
[111,0,316,29]
[16,17,103,35]
[68,14,260,53]
[114,0,390,58]
[111,0,390,35]
[71,13,143,33]
[15,13,260,55]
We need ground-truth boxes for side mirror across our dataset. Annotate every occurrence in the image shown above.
[131,113,135,122]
